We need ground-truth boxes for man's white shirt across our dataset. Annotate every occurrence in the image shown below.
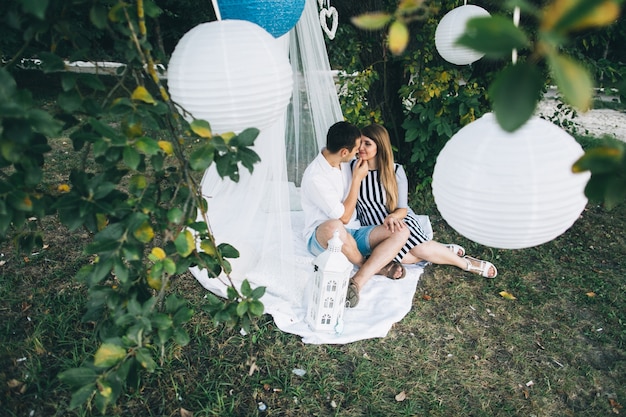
[300,152,360,242]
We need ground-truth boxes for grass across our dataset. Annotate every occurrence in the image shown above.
[1,131,625,416]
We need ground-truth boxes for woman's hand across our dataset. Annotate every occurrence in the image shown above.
[384,215,405,233]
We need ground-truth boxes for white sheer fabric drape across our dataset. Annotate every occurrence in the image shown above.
[190,0,343,303]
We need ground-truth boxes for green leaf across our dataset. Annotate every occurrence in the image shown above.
[234,128,259,147]
[68,383,97,410]
[350,12,392,30]
[174,229,195,257]
[135,348,157,372]
[218,243,240,259]
[123,146,141,170]
[489,63,543,132]
[22,0,49,20]
[78,74,106,91]
[573,146,623,174]
[93,343,127,368]
[240,279,252,297]
[151,313,173,330]
[167,207,184,224]
[249,300,264,316]
[58,90,82,113]
[251,286,266,300]
[173,327,191,346]
[236,300,249,317]
[90,4,109,29]
[135,137,161,155]
[548,53,593,111]
[132,221,154,243]
[456,16,530,58]
[172,305,194,327]
[58,367,98,388]
[190,119,212,138]
[165,294,187,313]
[189,144,215,171]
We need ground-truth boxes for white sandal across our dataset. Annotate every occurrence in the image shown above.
[463,256,498,278]
[445,244,465,257]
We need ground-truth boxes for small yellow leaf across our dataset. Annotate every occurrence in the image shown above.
[200,239,217,257]
[158,140,174,155]
[499,291,517,300]
[57,183,70,193]
[542,0,620,32]
[123,120,143,137]
[586,291,596,297]
[571,2,620,31]
[388,21,409,55]
[131,86,156,104]
[94,343,126,368]
[395,391,407,401]
[133,221,155,243]
[99,381,113,398]
[175,229,196,258]
[350,12,392,30]
[151,247,166,260]
[190,120,212,139]
[146,273,163,290]
[221,131,235,144]
[96,213,108,231]
[548,53,593,111]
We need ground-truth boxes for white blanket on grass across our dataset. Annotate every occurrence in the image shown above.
[192,211,430,344]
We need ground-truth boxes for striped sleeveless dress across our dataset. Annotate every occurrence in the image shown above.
[352,161,430,262]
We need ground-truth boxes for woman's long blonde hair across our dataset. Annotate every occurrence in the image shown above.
[361,124,398,212]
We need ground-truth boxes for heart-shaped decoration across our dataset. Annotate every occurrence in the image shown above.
[319,7,338,40]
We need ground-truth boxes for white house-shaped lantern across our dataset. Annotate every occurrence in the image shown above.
[305,230,353,333]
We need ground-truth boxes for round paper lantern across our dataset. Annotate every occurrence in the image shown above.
[432,113,590,249]
[167,20,293,134]
[435,5,490,65]
[217,0,306,38]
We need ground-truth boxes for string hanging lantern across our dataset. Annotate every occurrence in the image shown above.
[435,3,490,65]
[216,0,306,38]
[167,19,293,134]
[431,113,590,249]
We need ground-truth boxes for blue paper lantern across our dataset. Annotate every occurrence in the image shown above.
[217,0,306,38]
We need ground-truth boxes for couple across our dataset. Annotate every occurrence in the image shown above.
[301,121,497,308]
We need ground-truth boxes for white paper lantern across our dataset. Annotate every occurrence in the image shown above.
[432,113,590,249]
[435,5,490,66]
[167,20,293,134]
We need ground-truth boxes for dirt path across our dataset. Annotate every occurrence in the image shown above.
[537,93,626,142]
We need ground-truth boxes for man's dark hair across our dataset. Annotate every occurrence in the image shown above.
[326,121,361,153]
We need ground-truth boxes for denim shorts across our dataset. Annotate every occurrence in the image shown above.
[307,225,374,257]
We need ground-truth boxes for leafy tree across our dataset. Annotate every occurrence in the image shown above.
[1,0,264,412]
[332,0,626,205]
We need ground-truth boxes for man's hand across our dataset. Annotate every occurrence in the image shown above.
[352,157,369,182]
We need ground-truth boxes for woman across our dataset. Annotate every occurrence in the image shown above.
[351,123,497,278]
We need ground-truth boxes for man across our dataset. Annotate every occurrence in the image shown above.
[301,121,409,308]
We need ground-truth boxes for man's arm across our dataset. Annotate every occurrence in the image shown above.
[340,158,368,224]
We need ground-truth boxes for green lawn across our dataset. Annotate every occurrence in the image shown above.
[1,134,625,416]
